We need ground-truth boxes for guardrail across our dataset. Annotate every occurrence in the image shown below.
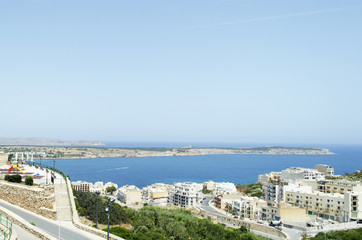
[0,213,12,240]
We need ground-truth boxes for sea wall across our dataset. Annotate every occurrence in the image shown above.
[0,181,56,220]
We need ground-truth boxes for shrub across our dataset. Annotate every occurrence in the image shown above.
[25,176,33,186]
[11,174,22,183]
[5,174,22,183]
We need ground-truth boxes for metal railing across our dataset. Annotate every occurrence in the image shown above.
[28,161,68,180]
[0,213,12,240]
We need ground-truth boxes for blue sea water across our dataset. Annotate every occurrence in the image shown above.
[37,144,362,188]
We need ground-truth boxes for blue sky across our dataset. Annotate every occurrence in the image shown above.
[1,0,361,145]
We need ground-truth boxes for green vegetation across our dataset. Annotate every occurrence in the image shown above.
[308,228,362,240]
[105,206,269,240]
[25,176,34,185]
[202,189,213,194]
[74,190,134,225]
[106,186,117,195]
[4,174,22,183]
[236,183,263,198]
[74,190,269,240]
[30,222,35,226]
[326,170,362,181]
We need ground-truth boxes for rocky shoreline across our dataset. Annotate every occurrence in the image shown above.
[0,146,334,159]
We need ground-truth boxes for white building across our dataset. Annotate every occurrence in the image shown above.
[167,182,202,208]
[314,164,334,177]
[343,191,362,222]
[90,181,104,194]
[118,185,142,204]
[203,180,217,191]
[258,172,281,183]
[142,183,172,205]
[232,197,266,220]
[213,182,237,195]
[281,167,325,181]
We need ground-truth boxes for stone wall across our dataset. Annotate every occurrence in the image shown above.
[0,181,56,220]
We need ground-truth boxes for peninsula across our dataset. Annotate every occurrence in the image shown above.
[0,145,334,159]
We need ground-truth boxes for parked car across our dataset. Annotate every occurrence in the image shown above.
[233,216,239,219]
[269,220,282,227]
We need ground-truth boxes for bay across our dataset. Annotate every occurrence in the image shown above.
[37,144,362,188]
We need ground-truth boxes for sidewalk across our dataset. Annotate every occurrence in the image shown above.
[54,180,72,221]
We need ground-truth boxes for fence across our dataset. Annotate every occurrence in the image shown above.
[0,213,12,240]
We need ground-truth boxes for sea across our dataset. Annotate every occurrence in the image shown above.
[36,143,362,188]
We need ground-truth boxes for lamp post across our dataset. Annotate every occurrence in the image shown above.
[95,191,100,228]
[53,159,56,169]
[105,197,115,240]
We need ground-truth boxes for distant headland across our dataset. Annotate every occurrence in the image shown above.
[0,144,334,159]
[0,137,104,146]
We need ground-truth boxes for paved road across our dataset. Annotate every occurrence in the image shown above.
[200,196,226,215]
[199,196,286,240]
[0,200,104,240]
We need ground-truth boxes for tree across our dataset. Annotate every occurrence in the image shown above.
[106,186,117,195]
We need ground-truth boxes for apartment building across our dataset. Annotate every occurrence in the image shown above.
[118,185,142,204]
[316,179,362,195]
[284,189,345,221]
[258,172,281,183]
[261,202,308,222]
[281,167,325,181]
[213,182,237,195]
[343,191,362,222]
[142,183,172,204]
[167,182,202,208]
[72,181,92,192]
[232,197,266,220]
[214,193,242,210]
[203,180,217,191]
[314,164,334,177]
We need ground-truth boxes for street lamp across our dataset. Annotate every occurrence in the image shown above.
[53,159,56,169]
[95,191,100,228]
[105,197,115,240]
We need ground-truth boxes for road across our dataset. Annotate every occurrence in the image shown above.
[199,196,287,240]
[0,200,104,240]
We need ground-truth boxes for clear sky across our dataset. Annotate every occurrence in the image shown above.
[1,0,361,145]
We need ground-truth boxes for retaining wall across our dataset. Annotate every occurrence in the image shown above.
[0,181,56,220]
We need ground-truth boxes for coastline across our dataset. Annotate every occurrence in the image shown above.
[0,145,334,159]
